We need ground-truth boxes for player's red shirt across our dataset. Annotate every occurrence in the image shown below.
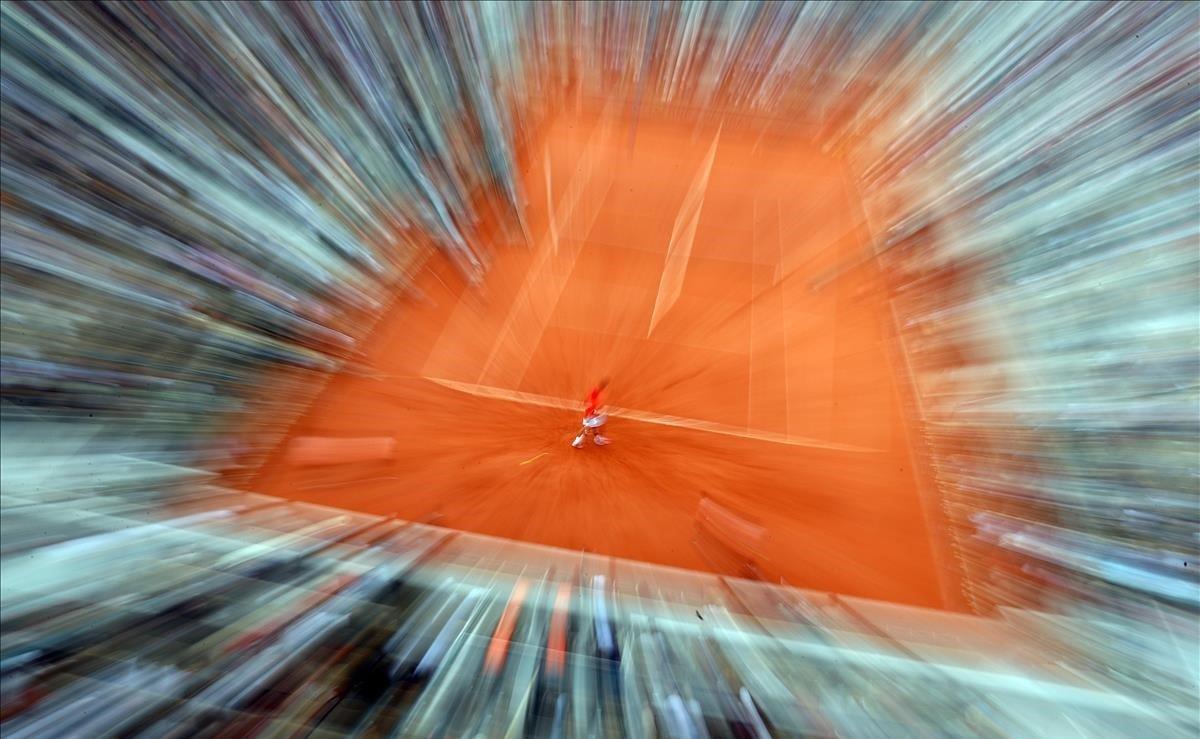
[585,386,603,417]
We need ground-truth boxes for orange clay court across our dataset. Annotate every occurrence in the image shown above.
[247,106,953,610]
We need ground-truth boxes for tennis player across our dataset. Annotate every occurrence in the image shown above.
[572,378,611,448]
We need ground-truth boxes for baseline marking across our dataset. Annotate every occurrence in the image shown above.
[424,376,878,453]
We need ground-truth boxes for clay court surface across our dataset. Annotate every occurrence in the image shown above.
[248,107,949,609]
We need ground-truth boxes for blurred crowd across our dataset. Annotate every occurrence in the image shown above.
[2,468,1186,736]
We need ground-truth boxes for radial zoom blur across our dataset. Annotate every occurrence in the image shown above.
[2,2,1197,737]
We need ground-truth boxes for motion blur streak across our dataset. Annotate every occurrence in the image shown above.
[2,2,1197,737]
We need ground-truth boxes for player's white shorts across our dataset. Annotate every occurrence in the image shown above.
[582,413,607,429]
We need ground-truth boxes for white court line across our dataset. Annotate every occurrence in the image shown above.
[749,197,757,431]
[424,376,878,453]
[544,145,558,253]
[778,197,791,436]
[647,125,722,336]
